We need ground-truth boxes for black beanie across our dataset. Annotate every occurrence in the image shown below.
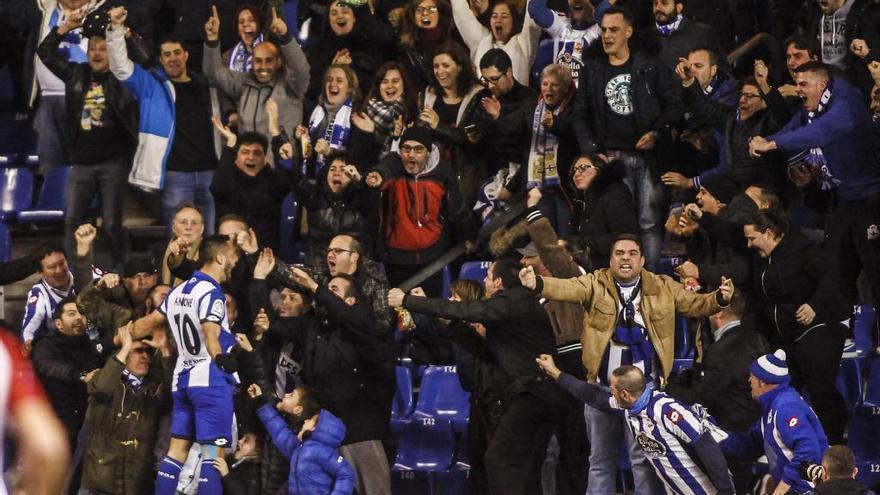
[701,174,740,204]
[400,126,434,151]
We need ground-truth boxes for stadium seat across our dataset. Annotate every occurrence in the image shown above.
[0,222,10,263]
[856,461,880,491]
[17,166,70,224]
[0,167,34,222]
[848,405,880,459]
[672,358,694,375]
[674,317,695,359]
[433,464,470,495]
[854,305,877,357]
[390,469,432,495]
[864,359,880,407]
[836,358,863,415]
[393,415,455,470]
[657,256,684,278]
[414,366,470,433]
[391,366,414,434]
[458,261,491,282]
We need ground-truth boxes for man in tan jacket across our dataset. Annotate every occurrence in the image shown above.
[520,233,734,495]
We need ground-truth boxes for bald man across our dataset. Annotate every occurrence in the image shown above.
[203,5,310,144]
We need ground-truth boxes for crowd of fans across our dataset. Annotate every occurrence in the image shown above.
[1,0,880,493]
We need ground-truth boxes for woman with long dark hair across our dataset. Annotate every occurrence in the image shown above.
[419,41,484,204]
[397,0,462,90]
[362,62,419,152]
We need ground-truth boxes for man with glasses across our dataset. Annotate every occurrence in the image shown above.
[366,126,474,297]
[470,49,536,177]
[668,59,791,192]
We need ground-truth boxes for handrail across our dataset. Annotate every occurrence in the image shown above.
[726,32,785,82]
[397,200,527,292]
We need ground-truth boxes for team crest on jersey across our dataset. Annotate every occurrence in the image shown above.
[666,410,681,423]
[868,224,879,240]
[211,299,225,319]
[337,456,344,463]
[787,417,799,428]
[214,438,229,447]
[642,417,655,433]
[636,432,666,457]
[27,294,39,304]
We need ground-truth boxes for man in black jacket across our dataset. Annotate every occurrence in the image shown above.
[31,297,108,494]
[389,259,569,495]
[574,7,682,270]
[277,267,395,495]
[652,0,719,68]
[209,127,290,250]
[37,10,138,268]
[665,291,769,494]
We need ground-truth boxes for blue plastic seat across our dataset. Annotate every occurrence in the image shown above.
[836,358,863,416]
[392,415,455,471]
[391,366,414,434]
[432,464,470,495]
[17,166,69,224]
[848,405,880,459]
[414,365,470,433]
[856,461,880,491]
[854,305,878,357]
[864,359,880,407]
[674,317,695,359]
[0,167,34,222]
[0,222,10,263]
[672,358,694,375]
[458,261,491,282]
[657,256,684,278]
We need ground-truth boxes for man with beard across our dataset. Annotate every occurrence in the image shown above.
[651,0,719,69]
[204,5,310,144]
[105,6,222,232]
[125,234,245,494]
[529,0,601,87]
[750,61,880,317]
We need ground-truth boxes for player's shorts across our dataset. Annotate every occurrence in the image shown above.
[170,385,234,447]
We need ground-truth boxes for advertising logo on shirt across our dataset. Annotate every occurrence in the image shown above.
[605,74,633,115]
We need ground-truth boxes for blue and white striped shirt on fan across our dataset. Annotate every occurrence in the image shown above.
[612,390,730,495]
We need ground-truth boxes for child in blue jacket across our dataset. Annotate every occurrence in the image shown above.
[248,383,355,495]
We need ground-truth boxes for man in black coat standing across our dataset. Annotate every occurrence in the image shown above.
[665,291,769,494]
[388,259,570,495]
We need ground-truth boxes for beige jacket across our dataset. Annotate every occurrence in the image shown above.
[540,269,725,382]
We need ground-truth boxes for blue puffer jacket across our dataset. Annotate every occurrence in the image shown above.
[257,405,356,495]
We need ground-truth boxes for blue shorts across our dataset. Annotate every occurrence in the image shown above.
[170,385,234,447]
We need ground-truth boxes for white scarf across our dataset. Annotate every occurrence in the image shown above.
[526,99,566,189]
[307,98,353,170]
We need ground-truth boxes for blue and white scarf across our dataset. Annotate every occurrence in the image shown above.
[307,98,353,170]
[656,14,683,36]
[227,34,264,72]
[526,99,565,190]
[789,82,840,190]
[122,368,144,392]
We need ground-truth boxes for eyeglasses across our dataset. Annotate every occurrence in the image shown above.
[400,144,427,154]
[327,247,353,255]
[479,73,505,86]
[739,92,763,100]
[415,6,438,14]
[571,163,598,175]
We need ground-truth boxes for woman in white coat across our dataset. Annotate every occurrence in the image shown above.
[451,0,541,85]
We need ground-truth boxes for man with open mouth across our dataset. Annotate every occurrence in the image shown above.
[204,5,310,149]
[522,232,735,495]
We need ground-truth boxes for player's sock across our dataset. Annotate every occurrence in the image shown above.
[155,456,183,495]
[198,457,224,494]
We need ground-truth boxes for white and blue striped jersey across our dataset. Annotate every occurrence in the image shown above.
[21,275,75,343]
[612,391,731,495]
[159,271,239,391]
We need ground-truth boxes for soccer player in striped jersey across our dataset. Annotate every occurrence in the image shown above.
[127,234,243,494]
[537,355,736,495]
